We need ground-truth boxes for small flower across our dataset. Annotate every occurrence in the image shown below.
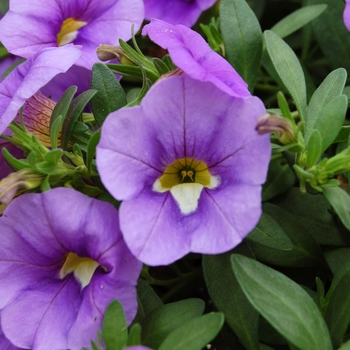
[96,76,270,266]
[143,0,216,27]
[0,45,81,135]
[142,19,250,98]
[0,188,142,349]
[0,0,144,70]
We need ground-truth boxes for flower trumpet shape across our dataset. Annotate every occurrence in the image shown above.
[0,188,142,350]
[96,76,271,266]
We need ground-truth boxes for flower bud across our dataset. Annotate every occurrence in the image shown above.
[0,169,44,205]
[256,113,295,144]
[96,44,136,65]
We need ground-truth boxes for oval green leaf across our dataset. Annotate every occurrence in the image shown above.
[158,313,224,350]
[220,0,262,91]
[264,30,307,121]
[140,298,205,349]
[231,254,332,350]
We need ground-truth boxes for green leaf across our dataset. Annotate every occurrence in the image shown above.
[158,313,224,350]
[270,5,327,39]
[203,243,260,350]
[49,85,77,149]
[1,148,29,171]
[324,268,350,347]
[133,279,163,324]
[307,0,350,72]
[107,64,144,80]
[312,95,347,153]
[61,89,97,151]
[248,203,326,267]
[262,156,295,201]
[306,129,322,168]
[90,63,127,127]
[43,149,64,165]
[325,247,350,276]
[231,255,332,350]
[86,130,100,174]
[246,212,293,251]
[152,57,170,75]
[140,299,205,349]
[127,323,141,346]
[34,162,67,177]
[219,0,263,91]
[40,176,51,192]
[323,187,350,230]
[264,30,307,122]
[305,68,347,144]
[339,339,350,350]
[271,187,350,246]
[102,300,128,350]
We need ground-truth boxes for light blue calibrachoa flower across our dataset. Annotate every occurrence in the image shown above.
[142,19,251,98]
[143,0,216,27]
[0,188,142,350]
[96,76,271,266]
[0,0,144,70]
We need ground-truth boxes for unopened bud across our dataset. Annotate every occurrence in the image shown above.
[96,44,135,65]
[0,169,44,204]
[256,113,295,144]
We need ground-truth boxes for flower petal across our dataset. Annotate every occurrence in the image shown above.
[0,45,81,134]
[142,19,250,97]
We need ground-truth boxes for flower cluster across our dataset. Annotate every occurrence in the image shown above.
[0,0,273,348]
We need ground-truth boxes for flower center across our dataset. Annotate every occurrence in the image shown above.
[56,18,87,46]
[153,157,219,215]
[59,252,99,289]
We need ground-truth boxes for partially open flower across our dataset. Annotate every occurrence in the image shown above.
[0,188,141,349]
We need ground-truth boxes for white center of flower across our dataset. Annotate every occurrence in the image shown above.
[60,252,99,289]
[153,157,219,215]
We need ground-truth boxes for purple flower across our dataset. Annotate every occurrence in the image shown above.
[344,0,350,31]
[0,0,144,70]
[96,76,270,266]
[144,0,216,27]
[0,55,19,82]
[142,19,250,98]
[41,64,92,102]
[0,45,80,135]
[0,188,142,350]
[0,317,21,350]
